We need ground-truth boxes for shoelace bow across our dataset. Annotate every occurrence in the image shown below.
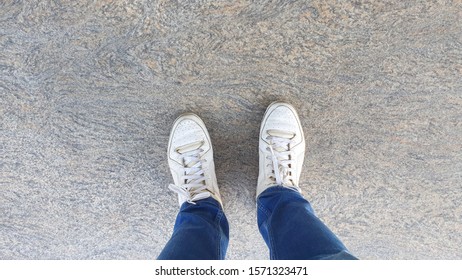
[168,141,211,204]
[266,129,301,192]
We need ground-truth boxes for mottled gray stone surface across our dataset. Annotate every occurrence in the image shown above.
[1,0,462,259]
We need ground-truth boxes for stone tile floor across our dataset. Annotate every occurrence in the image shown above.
[1,0,461,259]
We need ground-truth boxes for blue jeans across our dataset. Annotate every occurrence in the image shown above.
[158,187,357,260]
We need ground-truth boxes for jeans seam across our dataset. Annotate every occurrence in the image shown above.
[268,220,277,259]
[215,207,224,260]
[257,200,270,217]
[257,199,277,259]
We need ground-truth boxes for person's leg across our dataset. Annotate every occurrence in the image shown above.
[158,113,227,260]
[257,186,357,260]
[256,102,357,260]
[158,197,229,260]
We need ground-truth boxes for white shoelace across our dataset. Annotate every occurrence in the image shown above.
[168,141,211,204]
[266,129,301,192]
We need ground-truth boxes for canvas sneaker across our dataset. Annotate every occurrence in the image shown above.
[167,113,222,206]
[257,102,306,198]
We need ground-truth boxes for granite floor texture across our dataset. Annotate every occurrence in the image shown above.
[1,0,462,260]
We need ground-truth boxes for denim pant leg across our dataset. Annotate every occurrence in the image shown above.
[257,186,357,260]
[157,197,229,260]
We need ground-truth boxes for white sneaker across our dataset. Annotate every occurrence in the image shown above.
[167,113,222,206]
[257,102,306,198]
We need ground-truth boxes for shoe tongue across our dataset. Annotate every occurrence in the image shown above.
[176,140,204,154]
[267,129,295,139]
